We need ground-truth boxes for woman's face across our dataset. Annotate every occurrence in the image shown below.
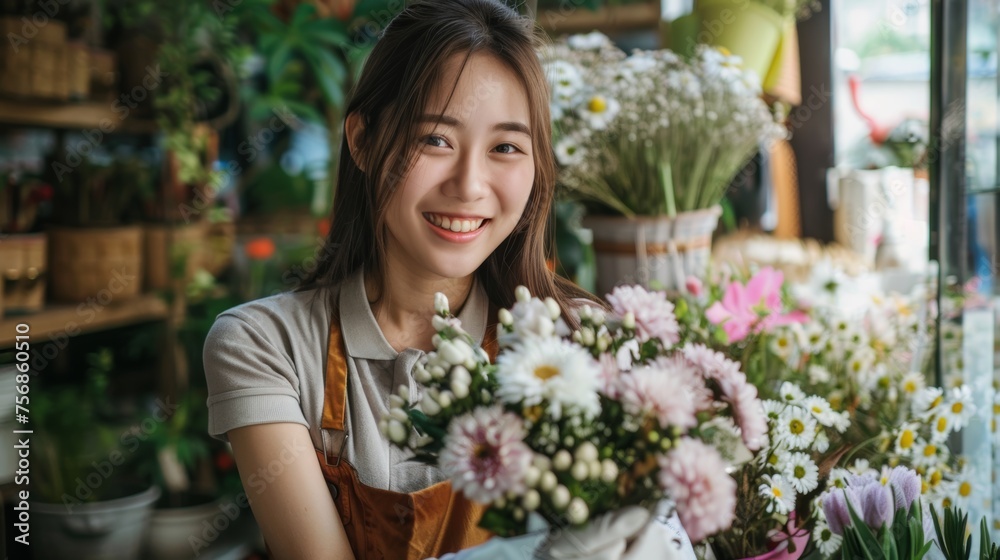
[383,52,535,282]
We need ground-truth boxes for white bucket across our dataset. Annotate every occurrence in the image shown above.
[583,206,722,297]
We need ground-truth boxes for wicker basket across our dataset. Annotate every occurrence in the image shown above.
[67,42,90,100]
[0,233,47,316]
[47,226,144,302]
[0,17,69,100]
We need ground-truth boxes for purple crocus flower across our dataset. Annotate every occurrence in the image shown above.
[884,466,921,510]
[860,482,894,530]
[822,487,861,535]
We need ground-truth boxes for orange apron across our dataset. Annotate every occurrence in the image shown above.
[312,313,500,560]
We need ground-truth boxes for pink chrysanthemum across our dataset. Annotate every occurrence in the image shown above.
[616,360,698,430]
[440,406,533,504]
[726,380,768,451]
[606,285,680,346]
[597,353,622,397]
[658,438,737,542]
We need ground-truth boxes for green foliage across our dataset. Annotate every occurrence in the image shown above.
[931,504,972,560]
[47,155,153,227]
[840,498,933,560]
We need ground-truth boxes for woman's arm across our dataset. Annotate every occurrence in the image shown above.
[228,422,356,560]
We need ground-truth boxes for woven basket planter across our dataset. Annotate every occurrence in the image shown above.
[583,206,721,296]
[0,233,47,316]
[47,226,144,302]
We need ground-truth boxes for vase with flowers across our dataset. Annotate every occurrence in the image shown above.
[540,33,784,294]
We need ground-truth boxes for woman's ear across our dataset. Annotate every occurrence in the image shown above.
[345,112,367,172]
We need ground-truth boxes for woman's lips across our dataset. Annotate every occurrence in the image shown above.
[423,213,490,243]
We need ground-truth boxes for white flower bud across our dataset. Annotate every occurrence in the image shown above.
[623,312,636,330]
[432,315,450,331]
[524,465,541,488]
[540,471,557,492]
[575,442,598,463]
[551,485,570,510]
[600,459,618,483]
[513,507,525,522]
[581,327,595,346]
[434,292,449,314]
[437,391,453,408]
[544,297,561,320]
[389,408,408,423]
[567,497,588,524]
[421,394,441,416]
[533,455,552,472]
[432,334,443,347]
[515,286,531,302]
[579,305,593,320]
[498,308,514,326]
[414,367,432,384]
[378,417,389,436]
[571,331,583,343]
[592,309,606,326]
[494,496,507,508]
[588,461,602,479]
[481,389,491,401]
[396,385,410,402]
[553,450,572,471]
[439,341,466,366]
[595,336,609,352]
[387,420,408,444]
[429,365,446,379]
[451,365,472,386]
[571,461,589,481]
[522,489,540,511]
[450,379,469,399]
[389,394,406,408]
[452,340,474,362]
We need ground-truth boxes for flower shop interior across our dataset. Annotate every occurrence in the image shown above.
[0,0,996,558]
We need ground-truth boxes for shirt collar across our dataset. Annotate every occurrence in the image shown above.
[339,268,489,361]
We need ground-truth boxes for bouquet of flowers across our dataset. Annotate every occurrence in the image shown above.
[380,284,767,541]
[539,32,785,217]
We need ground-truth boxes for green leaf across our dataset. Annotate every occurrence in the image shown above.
[267,41,294,83]
[301,19,351,48]
[290,3,317,28]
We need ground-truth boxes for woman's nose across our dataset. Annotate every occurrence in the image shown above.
[442,152,489,202]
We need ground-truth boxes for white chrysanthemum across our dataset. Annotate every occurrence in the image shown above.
[813,519,844,556]
[554,136,585,167]
[779,382,806,405]
[802,322,827,354]
[813,430,830,453]
[943,386,975,431]
[758,474,796,514]
[762,400,786,421]
[543,60,584,97]
[495,337,601,419]
[567,30,611,50]
[802,396,837,428]
[828,467,851,489]
[782,451,819,494]
[579,95,620,130]
[912,439,944,469]
[774,406,816,449]
[769,329,795,361]
[894,423,920,457]
[900,371,926,398]
[831,410,851,433]
[439,406,532,504]
[929,413,952,443]
[913,387,945,418]
[848,458,870,474]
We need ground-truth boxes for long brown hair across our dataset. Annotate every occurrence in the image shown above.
[298,0,598,321]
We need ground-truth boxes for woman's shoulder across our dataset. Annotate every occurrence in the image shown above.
[208,287,338,352]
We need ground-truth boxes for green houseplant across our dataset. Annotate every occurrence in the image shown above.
[540,34,783,293]
[32,348,160,560]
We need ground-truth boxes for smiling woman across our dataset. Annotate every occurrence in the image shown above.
[202,1,607,559]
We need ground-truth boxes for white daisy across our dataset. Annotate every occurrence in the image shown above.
[807,363,832,385]
[894,424,920,457]
[567,31,610,50]
[813,429,830,453]
[774,406,816,449]
[543,60,583,97]
[758,474,796,514]
[813,519,843,556]
[828,467,851,489]
[802,396,837,427]
[782,451,819,493]
[554,136,585,167]
[762,400,786,421]
[831,410,851,433]
[801,323,827,354]
[495,337,601,420]
[848,458,870,474]
[912,387,945,419]
[769,329,796,362]
[943,386,976,431]
[578,95,620,130]
[900,371,926,398]
[779,382,806,405]
[929,413,953,443]
[912,439,943,469]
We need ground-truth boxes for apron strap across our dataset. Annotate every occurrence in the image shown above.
[321,318,350,466]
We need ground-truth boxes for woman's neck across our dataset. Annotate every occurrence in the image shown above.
[364,267,474,352]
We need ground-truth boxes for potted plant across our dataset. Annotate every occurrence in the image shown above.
[540,34,784,294]
[44,154,150,302]
[141,389,246,560]
[32,348,161,560]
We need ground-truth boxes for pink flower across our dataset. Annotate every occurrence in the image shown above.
[726,380,767,451]
[705,267,807,342]
[685,276,704,297]
[616,359,700,430]
[658,438,737,542]
[606,285,680,346]
[440,406,533,504]
[597,353,622,397]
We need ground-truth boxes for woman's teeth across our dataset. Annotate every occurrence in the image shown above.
[425,213,485,233]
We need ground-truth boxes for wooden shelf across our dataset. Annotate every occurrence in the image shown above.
[0,294,169,348]
[537,2,661,35]
[0,98,157,133]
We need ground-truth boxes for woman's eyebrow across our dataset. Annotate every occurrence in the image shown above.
[418,114,531,137]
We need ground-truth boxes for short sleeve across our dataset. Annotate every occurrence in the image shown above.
[203,312,308,442]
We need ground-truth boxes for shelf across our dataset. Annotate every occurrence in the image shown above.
[537,2,661,35]
[0,98,157,133]
[0,294,169,348]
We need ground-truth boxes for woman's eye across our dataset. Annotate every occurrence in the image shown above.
[422,135,449,148]
[494,143,521,154]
